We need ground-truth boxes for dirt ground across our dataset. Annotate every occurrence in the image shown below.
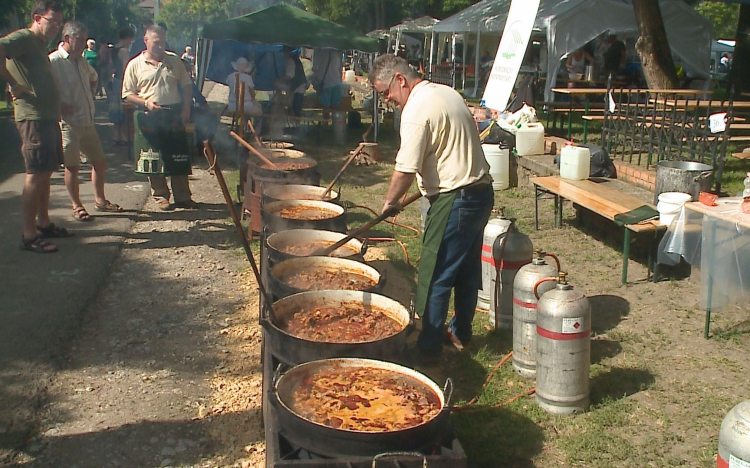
[9,167,267,468]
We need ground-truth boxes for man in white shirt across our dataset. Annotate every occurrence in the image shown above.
[370,55,493,366]
[49,20,121,222]
[122,25,195,210]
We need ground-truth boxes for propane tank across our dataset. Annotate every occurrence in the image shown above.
[512,249,560,378]
[535,272,591,415]
[478,209,512,311]
[718,400,750,468]
[488,213,533,330]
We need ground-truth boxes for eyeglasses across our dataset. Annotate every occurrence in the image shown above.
[39,16,62,26]
[378,74,397,99]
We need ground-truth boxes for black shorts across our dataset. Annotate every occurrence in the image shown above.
[16,120,64,174]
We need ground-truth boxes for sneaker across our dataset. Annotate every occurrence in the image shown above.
[444,327,470,351]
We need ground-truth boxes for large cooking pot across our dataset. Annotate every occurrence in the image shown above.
[248,156,319,184]
[269,256,384,300]
[262,184,340,206]
[263,229,367,295]
[654,160,713,204]
[266,229,366,263]
[262,199,347,234]
[272,358,452,457]
[262,290,413,365]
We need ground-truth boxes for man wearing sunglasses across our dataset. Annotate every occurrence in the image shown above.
[0,1,69,253]
[370,54,493,366]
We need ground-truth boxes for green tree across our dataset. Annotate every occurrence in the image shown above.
[2,0,145,45]
[695,1,739,40]
[158,0,242,46]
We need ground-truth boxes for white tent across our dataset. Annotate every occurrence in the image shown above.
[434,0,712,101]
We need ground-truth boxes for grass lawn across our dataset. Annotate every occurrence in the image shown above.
[226,118,749,467]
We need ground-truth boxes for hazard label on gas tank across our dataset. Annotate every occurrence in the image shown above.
[730,454,750,468]
[562,317,585,334]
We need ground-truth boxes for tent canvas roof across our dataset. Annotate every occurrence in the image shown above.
[433,0,582,34]
[200,3,378,52]
[390,16,440,34]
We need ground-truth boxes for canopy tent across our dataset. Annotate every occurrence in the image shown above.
[433,0,712,101]
[386,16,440,78]
[196,3,378,89]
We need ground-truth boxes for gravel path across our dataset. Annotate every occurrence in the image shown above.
[20,167,266,468]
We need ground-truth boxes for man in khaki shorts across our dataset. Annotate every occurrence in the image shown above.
[50,20,121,221]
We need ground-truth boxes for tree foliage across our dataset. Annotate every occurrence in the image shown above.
[2,0,147,43]
[158,0,242,46]
[301,0,476,33]
[695,1,739,40]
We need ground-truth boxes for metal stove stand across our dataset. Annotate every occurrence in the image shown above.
[261,335,467,467]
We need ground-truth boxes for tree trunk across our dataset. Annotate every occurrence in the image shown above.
[729,4,750,98]
[632,0,678,89]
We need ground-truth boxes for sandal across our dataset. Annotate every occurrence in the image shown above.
[156,199,172,211]
[72,206,93,222]
[20,234,58,253]
[95,200,123,212]
[37,223,75,238]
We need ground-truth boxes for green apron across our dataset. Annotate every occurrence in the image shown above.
[134,109,192,176]
[415,192,457,318]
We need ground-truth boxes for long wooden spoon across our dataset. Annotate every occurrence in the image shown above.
[312,191,423,256]
[230,131,279,169]
[321,143,363,200]
[203,141,276,318]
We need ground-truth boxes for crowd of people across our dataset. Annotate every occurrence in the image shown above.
[0,1,220,253]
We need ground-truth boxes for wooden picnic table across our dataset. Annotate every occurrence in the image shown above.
[650,99,750,110]
[532,175,665,284]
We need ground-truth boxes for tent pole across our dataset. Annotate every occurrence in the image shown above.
[462,33,467,91]
[451,33,456,88]
[473,30,481,98]
[373,89,378,142]
[429,30,435,80]
[395,30,401,55]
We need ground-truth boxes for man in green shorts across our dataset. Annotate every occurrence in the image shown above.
[0,0,72,253]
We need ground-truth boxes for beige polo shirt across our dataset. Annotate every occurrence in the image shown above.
[121,51,191,106]
[395,80,489,197]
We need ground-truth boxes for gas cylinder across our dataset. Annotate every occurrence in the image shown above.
[488,214,533,329]
[478,210,512,311]
[718,400,750,468]
[535,272,591,415]
[512,249,560,378]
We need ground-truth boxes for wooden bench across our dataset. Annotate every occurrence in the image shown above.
[531,176,666,284]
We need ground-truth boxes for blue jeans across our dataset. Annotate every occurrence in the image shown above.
[417,185,494,354]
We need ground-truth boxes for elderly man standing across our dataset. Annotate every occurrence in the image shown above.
[122,25,196,210]
[0,0,72,253]
[50,20,122,222]
[370,55,493,365]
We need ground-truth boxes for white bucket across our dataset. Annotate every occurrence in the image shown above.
[344,70,356,82]
[482,144,510,190]
[332,111,346,144]
[516,122,545,156]
[657,192,691,226]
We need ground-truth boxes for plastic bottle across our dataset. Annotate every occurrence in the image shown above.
[743,172,750,198]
